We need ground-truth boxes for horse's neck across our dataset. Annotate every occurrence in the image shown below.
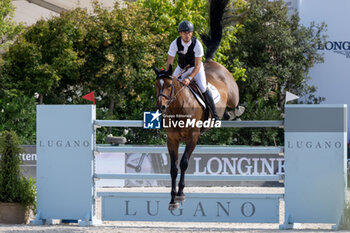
[173,77,181,93]
[172,78,185,108]
[172,78,193,110]
[171,78,204,120]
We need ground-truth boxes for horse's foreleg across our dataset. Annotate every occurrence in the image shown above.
[169,154,178,209]
[175,153,189,202]
[167,139,179,210]
[176,135,199,202]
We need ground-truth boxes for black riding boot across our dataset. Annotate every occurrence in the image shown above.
[203,88,220,121]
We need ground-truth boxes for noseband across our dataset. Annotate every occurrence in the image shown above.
[157,75,186,110]
[157,76,176,109]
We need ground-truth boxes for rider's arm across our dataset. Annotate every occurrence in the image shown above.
[166,39,177,71]
[187,56,202,81]
[166,55,175,71]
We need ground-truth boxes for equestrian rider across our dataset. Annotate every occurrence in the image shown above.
[166,20,219,121]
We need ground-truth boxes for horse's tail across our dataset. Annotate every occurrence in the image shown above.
[200,0,230,61]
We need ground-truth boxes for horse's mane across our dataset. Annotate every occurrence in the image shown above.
[200,0,230,60]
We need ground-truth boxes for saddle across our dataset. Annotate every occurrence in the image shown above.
[188,82,220,108]
[188,82,206,108]
[188,81,245,123]
[187,82,221,134]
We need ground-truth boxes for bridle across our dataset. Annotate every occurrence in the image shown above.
[156,69,188,110]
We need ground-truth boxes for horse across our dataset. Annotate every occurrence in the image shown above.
[154,0,241,210]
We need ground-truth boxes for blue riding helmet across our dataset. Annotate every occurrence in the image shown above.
[178,21,194,32]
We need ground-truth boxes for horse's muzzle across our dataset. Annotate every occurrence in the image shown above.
[155,104,165,113]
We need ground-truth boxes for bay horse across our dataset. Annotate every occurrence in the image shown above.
[154,0,241,210]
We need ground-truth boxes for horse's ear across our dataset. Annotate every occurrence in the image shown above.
[153,67,160,75]
[167,65,173,75]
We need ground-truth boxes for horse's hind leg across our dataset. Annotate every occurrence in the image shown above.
[176,134,199,202]
[167,139,179,210]
[223,107,245,120]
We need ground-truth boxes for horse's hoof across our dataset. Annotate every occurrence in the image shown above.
[235,106,245,117]
[225,111,235,120]
[175,195,186,202]
[168,202,179,211]
[227,106,245,120]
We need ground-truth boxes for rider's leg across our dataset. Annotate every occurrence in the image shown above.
[203,88,220,120]
[173,66,194,80]
[194,64,220,120]
[172,65,182,77]
[193,63,206,93]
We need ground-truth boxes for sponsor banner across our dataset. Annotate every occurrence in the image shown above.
[17,146,126,187]
[95,153,125,187]
[19,145,36,179]
[126,153,284,187]
[17,146,284,187]
[100,192,281,222]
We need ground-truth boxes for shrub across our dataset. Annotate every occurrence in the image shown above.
[0,131,36,213]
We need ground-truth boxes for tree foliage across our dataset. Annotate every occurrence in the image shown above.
[0,0,22,51]
[0,90,36,144]
[234,0,326,108]
[0,0,325,146]
[1,2,169,143]
[137,0,247,80]
[199,0,326,145]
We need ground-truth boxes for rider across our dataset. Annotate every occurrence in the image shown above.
[166,20,219,121]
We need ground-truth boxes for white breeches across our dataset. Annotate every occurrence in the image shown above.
[173,63,207,93]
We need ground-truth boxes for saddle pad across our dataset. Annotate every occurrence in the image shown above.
[188,82,221,109]
[188,87,206,109]
[208,82,221,104]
